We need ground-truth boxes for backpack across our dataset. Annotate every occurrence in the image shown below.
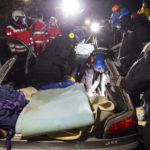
[0,84,28,150]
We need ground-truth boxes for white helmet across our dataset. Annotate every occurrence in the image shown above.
[49,16,57,26]
[12,10,26,22]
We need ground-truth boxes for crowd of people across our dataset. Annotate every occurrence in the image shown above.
[6,10,62,56]
[5,9,67,86]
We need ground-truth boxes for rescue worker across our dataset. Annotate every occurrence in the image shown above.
[110,7,150,108]
[137,0,150,20]
[110,5,124,45]
[29,33,78,88]
[6,10,33,85]
[110,4,120,28]
[30,13,46,55]
[81,54,105,93]
[80,48,114,93]
[109,42,150,150]
[117,7,150,75]
[6,10,33,55]
[46,16,62,44]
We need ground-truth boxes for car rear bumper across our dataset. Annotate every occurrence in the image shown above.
[0,134,138,150]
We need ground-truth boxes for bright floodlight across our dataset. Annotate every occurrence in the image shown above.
[62,0,80,15]
[85,19,91,25]
[24,0,30,2]
[91,22,100,32]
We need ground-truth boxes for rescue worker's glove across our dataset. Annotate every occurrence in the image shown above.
[110,75,123,87]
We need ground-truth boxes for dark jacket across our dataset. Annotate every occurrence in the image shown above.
[0,85,28,131]
[121,52,150,94]
[29,35,76,88]
[119,15,150,75]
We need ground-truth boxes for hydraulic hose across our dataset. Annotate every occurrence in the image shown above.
[0,36,37,58]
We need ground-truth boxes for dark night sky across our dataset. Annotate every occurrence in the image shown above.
[0,0,145,34]
[85,0,143,19]
[42,0,144,23]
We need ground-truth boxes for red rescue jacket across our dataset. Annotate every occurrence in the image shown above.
[30,19,46,55]
[46,25,62,44]
[6,21,33,54]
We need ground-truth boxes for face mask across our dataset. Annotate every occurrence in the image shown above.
[50,18,56,26]
[17,16,27,27]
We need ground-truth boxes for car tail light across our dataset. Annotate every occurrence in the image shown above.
[107,115,137,133]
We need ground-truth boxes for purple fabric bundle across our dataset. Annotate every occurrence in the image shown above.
[0,84,28,150]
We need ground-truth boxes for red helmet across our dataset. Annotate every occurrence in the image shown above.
[112,5,120,12]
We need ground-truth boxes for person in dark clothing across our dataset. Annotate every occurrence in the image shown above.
[111,49,148,107]
[29,35,77,88]
[110,42,150,149]
[119,46,150,150]
[110,7,150,107]
[117,42,150,96]
[118,14,150,75]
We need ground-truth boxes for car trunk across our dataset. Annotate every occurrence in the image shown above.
[0,59,137,150]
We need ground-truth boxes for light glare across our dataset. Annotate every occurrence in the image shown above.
[24,0,30,2]
[91,23,100,32]
[85,19,91,25]
[62,0,80,15]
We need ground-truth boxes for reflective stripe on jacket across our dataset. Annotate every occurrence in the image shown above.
[30,20,46,54]
[46,25,62,44]
[6,21,33,54]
